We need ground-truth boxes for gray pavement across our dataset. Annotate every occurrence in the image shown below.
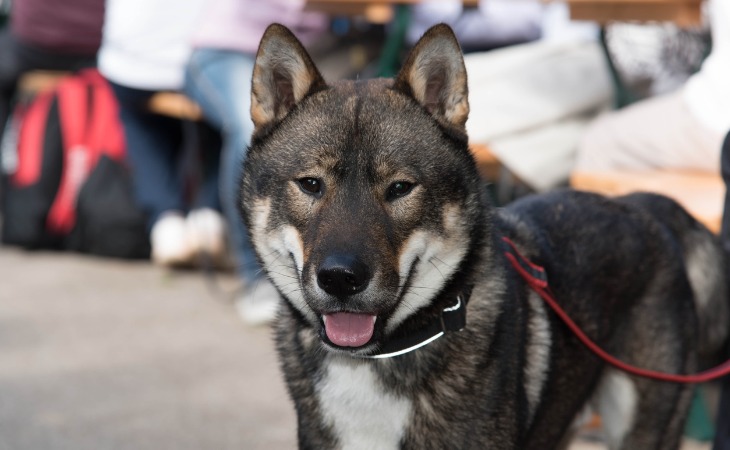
[0,247,295,450]
[0,247,711,450]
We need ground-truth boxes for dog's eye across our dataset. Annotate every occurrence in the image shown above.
[386,181,414,201]
[298,177,323,196]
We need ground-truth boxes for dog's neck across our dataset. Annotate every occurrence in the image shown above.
[358,285,472,359]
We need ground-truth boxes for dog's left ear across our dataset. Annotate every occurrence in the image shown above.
[251,23,327,133]
[394,24,469,132]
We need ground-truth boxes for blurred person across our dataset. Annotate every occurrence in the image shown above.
[715,131,730,450]
[458,2,612,194]
[183,0,328,324]
[407,0,543,52]
[0,0,104,139]
[574,0,730,176]
[98,0,227,268]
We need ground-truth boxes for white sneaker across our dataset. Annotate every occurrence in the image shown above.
[150,211,194,267]
[186,208,229,267]
[235,279,280,326]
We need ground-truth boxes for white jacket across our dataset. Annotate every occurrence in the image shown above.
[684,0,730,134]
[98,0,205,90]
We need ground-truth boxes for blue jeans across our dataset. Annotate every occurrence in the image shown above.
[109,82,221,230]
[183,48,261,283]
[109,82,186,228]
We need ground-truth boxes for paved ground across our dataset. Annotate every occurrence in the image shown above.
[0,247,295,450]
[0,247,712,449]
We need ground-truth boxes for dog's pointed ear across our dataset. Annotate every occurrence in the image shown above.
[251,24,327,132]
[393,24,469,132]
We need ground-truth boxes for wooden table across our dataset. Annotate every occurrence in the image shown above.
[306,0,702,26]
[305,0,477,23]
[565,0,703,26]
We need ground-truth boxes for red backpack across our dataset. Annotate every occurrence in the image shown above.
[1,69,149,258]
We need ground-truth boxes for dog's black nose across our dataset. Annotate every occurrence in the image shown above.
[317,254,371,297]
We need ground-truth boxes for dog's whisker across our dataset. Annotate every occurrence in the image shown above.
[396,297,420,315]
[265,270,298,281]
[430,256,456,271]
[385,283,440,292]
[427,259,448,280]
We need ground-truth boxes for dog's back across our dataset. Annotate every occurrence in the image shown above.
[618,192,729,359]
[501,190,729,448]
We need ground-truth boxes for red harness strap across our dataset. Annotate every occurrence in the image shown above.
[502,236,730,384]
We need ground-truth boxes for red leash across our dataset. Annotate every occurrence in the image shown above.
[502,236,730,384]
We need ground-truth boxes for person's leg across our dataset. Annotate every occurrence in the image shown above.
[193,121,222,212]
[108,82,185,227]
[716,378,730,449]
[107,81,196,266]
[185,120,227,266]
[715,131,730,450]
[184,49,260,281]
[184,48,277,323]
[575,90,725,173]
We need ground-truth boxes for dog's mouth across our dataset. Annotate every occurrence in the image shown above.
[322,312,377,348]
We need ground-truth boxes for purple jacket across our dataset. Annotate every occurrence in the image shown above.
[11,0,104,54]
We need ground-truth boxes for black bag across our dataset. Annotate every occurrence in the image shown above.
[1,69,149,258]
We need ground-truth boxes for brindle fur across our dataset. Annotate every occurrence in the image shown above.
[241,24,730,449]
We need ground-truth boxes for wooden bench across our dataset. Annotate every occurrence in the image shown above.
[16,70,67,96]
[571,169,725,234]
[565,0,703,26]
[147,92,203,121]
[469,143,502,181]
[305,0,703,26]
[305,0,478,23]
[17,71,204,120]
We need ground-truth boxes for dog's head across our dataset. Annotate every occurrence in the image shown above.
[241,24,486,356]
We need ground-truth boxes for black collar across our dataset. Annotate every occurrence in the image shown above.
[358,289,471,359]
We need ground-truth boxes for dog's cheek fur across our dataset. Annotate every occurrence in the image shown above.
[387,204,470,333]
[249,196,319,325]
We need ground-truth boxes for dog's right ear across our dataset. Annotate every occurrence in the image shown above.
[251,24,327,134]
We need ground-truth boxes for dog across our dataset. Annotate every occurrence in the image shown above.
[240,23,730,449]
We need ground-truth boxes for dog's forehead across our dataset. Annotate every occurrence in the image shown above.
[327,78,416,119]
[296,80,404,123]
[252,77,459,182]
[287,79,442,153]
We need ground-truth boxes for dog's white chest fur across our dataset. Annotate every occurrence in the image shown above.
[317,358,412,449]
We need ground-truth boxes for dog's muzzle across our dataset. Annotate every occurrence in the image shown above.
[315,253,378,347]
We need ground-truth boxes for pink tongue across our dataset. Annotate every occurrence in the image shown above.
[324,313,376,347]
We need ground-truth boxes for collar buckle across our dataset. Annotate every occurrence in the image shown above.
[440,295,466,332]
